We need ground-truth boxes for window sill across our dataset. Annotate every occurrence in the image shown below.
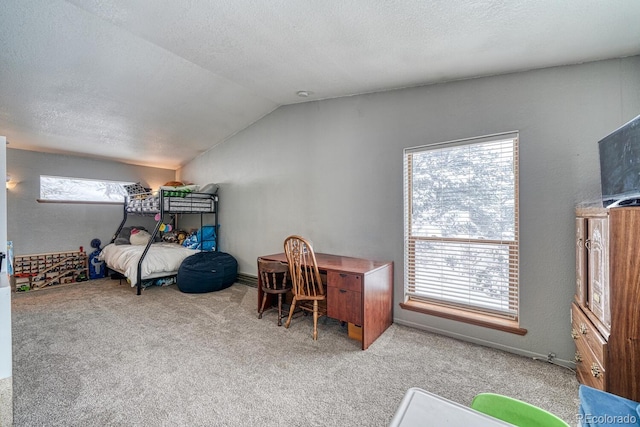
[400,300,527,336]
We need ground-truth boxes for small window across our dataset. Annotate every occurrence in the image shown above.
[39,175,135,203]
[402,132,523,333]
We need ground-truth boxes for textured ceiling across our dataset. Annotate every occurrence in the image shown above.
[1,0,640,169]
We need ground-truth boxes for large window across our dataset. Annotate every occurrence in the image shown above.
[402,132,521,330]
[39,175,134,203]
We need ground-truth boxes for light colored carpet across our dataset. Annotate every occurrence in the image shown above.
[12,279,580,426]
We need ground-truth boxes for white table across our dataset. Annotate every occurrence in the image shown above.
[389,387,515,427]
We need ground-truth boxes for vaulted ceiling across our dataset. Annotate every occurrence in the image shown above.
[1,0,639,169]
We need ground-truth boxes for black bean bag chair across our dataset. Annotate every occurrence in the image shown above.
[177,251,238,293]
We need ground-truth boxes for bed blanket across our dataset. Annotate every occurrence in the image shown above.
[98,242,196,287]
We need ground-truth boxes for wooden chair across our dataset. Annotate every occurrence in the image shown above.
[257,258,292,326]
[283,235,326,340]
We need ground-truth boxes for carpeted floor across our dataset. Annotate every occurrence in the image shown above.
[11,279,580,426]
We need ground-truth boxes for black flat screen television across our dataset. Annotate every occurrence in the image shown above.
[598,113,640,207]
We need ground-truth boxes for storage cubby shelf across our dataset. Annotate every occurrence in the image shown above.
[11,250,88,291]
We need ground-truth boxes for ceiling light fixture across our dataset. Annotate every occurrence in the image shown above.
[296,90,311,98]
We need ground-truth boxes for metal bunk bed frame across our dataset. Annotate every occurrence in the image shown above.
[109,190,219,295]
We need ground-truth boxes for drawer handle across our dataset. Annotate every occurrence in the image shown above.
[579,323,588,335]
[591,363,601,378]
[574,352,582,363]
[339,289,347,294]
[584,239,592,250]
[339,273,347,278]
[571,328,579,340]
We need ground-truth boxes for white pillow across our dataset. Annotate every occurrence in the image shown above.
[199,183,219,194]
[130,229,152,246]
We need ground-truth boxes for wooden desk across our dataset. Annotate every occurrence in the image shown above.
[257,252,393,350]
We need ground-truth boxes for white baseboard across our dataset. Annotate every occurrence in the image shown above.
[393,318,576,369]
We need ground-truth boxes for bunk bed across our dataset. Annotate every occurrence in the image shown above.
[100,186,218,295]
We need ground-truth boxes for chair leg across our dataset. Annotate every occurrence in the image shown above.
[258,292,268,319]
[277,294,284,326]
[284,298,297,329]
[312,300,318,340]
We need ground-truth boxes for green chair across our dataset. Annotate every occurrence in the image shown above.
[471,393,570,427]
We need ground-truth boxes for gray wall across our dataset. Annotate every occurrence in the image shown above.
[178,57,640,364]
[7,149,175,255]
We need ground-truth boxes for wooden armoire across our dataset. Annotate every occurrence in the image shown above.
[573,205,640,401]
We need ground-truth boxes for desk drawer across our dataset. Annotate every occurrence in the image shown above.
[327,271,362,292]
[327,271,363,325]
[327,287,362,325]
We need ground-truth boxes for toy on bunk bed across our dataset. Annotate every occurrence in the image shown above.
[129,228,152,245]
[182,225,217,251]
[88,238,106,279]
[161,230,188,245]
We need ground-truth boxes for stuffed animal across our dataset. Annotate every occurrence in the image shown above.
[176,230,188,245]
[129,228,152,246]
[161,229,188,245]
[161,231,177,243]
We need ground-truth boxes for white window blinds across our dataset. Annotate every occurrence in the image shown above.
[403,133,519,320]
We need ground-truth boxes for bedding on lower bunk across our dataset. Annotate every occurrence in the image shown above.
[98,242,196,287]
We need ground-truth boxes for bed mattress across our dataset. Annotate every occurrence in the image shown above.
[98,242,197,287]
